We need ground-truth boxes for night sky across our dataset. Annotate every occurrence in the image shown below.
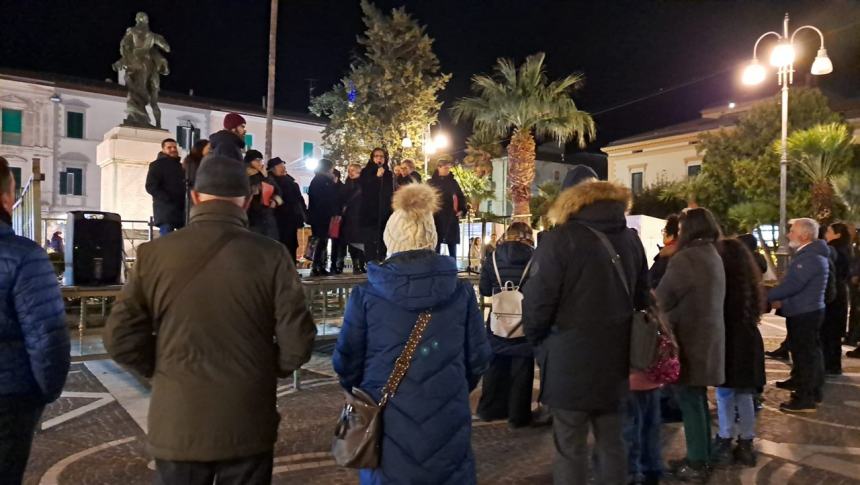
[1,0,859,154]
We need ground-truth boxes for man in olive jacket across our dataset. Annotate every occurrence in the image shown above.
[105,155,317,485]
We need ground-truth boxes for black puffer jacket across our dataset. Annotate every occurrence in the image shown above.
[480,241,534,357]
[145,153,186,227]
[523,182,649,412]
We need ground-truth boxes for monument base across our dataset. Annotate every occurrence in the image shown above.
[97,126,170,223]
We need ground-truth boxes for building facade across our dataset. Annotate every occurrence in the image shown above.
[0,70,325,225]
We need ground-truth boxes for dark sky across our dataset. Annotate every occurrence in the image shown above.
[1,0,858,153]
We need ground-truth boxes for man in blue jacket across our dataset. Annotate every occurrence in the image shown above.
[0,157,70,483]
[768,218,829,413]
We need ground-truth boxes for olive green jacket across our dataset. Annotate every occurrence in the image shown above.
[105,200,316,461]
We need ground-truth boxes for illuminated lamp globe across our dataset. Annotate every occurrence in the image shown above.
[742,60,766,86]
[811,48,833,75]
[769,42,795,67]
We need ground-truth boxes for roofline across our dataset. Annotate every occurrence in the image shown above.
[0,68,327,127]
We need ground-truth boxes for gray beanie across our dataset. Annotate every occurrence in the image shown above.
[562,165,599,189]
[194,155,251,197]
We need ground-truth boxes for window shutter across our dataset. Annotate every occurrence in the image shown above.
[71,168,83,195]
[67,112,84,139]
[59,170,68,195]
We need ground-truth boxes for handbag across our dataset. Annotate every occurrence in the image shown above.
[329,215,343,239]
[584,226,671,372]
[332,311,432,469]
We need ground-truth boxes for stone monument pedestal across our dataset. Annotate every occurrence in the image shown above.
[97,126,169,223]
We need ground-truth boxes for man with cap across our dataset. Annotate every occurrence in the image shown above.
[104,155,316,485]
[209,112,247,162]
[244,149,281,239]
[268,157,306,261]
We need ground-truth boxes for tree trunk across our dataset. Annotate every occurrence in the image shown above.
[508,128,536,220]
[812,181,834,225]
[264,0,278,160]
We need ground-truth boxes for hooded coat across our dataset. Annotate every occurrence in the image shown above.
[522,182,649,411]
[333,250,492,485]
[428,173,466,244]
[208,130,245,162]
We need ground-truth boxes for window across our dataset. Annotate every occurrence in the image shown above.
[176,125,201,150]
[631,172,644,195]
[59,167,83,196]
[303,141,315,158]
[67,112,84,139]
[687,164,702,178]
[244,134,253,149]
[1,108,23,146]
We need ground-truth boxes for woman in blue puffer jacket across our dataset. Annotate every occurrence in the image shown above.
[333,183,492,485]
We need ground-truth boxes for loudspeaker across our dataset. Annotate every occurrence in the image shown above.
[64,211,123,286]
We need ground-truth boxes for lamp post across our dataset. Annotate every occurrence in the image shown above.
[401,125,448,177]
[742,13,833,273]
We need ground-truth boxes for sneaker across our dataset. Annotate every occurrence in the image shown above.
[775,379,798,391]
[710,436,734,467]
[779,397,816,413]
[846,348,860,359]
[733,439,757,467]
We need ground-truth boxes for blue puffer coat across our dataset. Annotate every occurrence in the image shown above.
[768,239,830,317]
[333,250,492,485]
[0,222,70,403]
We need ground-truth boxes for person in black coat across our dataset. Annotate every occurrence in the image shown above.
[649,214,680,289]
[209,112,246,162]
[522,181,649,485]
[328,169,345,274]
[395,159,422,188]
[145,138,186,236]
[738,233,769,275]
[358,148,394,263]
[428,160,466,258]
[477,222,536,428]
[712,237,766,468]
[307,158,339,276]
[823,222,853,374]
[268,157,306,261]
[336,163,366,274]
[244,150,281,240]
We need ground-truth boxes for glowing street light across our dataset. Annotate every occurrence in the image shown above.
[433,133,450,149]
[741,13,833,274]
[304,157,319,171]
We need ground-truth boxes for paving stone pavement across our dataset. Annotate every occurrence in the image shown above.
[21,338,860,484]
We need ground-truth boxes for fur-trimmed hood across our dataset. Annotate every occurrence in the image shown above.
[547,181,632,225]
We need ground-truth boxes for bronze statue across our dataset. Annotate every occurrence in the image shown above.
[112,12,171,129]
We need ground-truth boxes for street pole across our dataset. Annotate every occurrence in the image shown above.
[776,13,791,275]
[264,0,278,161]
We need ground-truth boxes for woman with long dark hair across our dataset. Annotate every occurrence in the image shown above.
[711,237,765,468]
[182,139,210,223]
[655,208,726,482]
[358,148,394,262]
[823,222,853,374]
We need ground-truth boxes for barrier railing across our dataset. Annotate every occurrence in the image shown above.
[11,158,43,246]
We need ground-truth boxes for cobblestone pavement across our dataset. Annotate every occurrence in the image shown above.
[22,332,860,484]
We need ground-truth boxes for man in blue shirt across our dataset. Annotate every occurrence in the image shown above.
[768,218,829,413]
[0,157,70,483]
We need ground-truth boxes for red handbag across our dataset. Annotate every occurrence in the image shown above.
[329,216,343,239]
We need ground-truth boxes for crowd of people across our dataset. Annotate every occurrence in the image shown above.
[2,135,860,485]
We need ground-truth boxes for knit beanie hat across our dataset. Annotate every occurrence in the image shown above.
[244,149,264,165]
[223,112,247,131]
[562,165,598,189]
[194,155,251,197]
[383,184,440,255]
[266,157,285,171]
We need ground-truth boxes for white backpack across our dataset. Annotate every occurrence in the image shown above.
[490,252,532,339]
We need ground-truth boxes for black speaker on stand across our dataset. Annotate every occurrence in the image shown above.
[63,211,123,286]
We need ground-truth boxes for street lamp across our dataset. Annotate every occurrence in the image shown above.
[742,13,833,273]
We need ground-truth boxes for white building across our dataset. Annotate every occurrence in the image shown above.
[0,69,326,226]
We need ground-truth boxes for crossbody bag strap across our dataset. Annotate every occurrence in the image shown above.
[492,251,503,288]
[379,311,432,407]
[153,230,235,330]
[583,225,632,300]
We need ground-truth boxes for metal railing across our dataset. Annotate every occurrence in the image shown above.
[11,158,43,246]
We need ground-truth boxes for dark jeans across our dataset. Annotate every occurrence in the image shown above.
[362,225,387,263]
[551,407,627,485]
[676,385,711,464]
[624,389,662,482]
[330,238,342,272]
[822,289,848,373]
[436,242,457,259]
[0,401,45,484]
[155,450,273,485]
[477,355,534,426]
[787,310,825,401]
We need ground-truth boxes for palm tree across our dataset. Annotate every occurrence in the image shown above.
[783,123,853,224]
[451,53,595,219]
[462,129,502,178]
